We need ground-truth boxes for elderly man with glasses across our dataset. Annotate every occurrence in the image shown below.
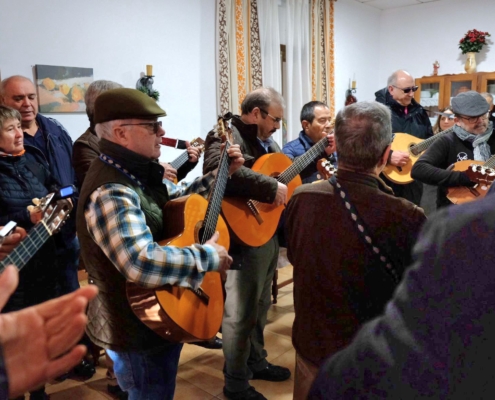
[375,70,433,206]
[76,88,244,400]
[411,90,494,208]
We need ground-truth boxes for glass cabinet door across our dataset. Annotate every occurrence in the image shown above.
[445,74,477,106]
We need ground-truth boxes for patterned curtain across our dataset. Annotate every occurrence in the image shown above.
[217,0,263,115]
[310,0,336,116]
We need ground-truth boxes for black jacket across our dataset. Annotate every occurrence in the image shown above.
[0,146,60,311]
[412,130,495,208]
[375,88,433,139]
[375,88,433,205]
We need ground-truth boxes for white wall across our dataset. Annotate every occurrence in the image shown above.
[334,0,382,109]
[378,0,495,85]
[0,0,216,176]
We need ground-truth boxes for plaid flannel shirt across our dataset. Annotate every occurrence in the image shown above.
[85,173,220,289]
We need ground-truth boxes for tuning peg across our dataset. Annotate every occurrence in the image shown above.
[27,205,35,212]
[32,198,40,206]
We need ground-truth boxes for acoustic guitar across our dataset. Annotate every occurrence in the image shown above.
[383,127,454,185]
[127,118,232,343]
[446,154,495,205]
[222,131,334,248]
[0,187,74,271]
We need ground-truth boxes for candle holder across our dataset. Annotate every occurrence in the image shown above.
[136,73,160,101]
[345,88,357,106]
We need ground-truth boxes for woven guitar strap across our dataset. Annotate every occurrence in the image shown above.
[329,176,400,284]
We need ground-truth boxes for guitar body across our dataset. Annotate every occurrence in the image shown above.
[446,160,490,205]
[222,153,302,247]
[126,194,229,343]
[382,133,424,184]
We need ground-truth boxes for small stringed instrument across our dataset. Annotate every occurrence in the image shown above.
[0,188,74,271]
[316,158,338,180]
[222,125,335,248]
[446,154,495,205]
[383,126,455,185]
[127,117,232,343]
[167,137,205,172]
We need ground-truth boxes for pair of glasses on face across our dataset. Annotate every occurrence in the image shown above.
[458,114,487,124]
[259,108,282,123]
[392,85,419,94]
[119,121,162,134]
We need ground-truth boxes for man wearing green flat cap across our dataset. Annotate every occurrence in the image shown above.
[76,88,244,400]
[412,90,495,208]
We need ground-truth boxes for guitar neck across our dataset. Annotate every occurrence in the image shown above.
[201,142,231,244]
[0,222,51,273]
[483,154,495,168]
[169,151,189,170]
[278,136,328,185]
[411,126,454,155]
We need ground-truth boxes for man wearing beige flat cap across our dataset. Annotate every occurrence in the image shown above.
[77,88,244,400]
[412,90,495,208]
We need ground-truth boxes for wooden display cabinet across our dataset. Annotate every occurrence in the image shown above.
[416,72,495,116]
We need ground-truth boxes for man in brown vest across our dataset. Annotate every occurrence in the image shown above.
[77,88,243,400]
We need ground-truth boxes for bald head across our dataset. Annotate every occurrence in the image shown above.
[387,70,416,107]
[0,76,38,126]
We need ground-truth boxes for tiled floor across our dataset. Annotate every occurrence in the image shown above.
[40,266,295,400]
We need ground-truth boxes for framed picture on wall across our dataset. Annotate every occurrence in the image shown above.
[34,64,93,113]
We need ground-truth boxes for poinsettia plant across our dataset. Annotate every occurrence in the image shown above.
[459,29,491,54]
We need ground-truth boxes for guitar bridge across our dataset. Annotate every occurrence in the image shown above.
[190,286,210,305]
[246,200,263,225]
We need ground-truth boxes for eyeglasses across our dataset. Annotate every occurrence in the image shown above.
[392,85,419,94]
[259,108,282,123]
[457,114,487,124]
[119,121,163,134]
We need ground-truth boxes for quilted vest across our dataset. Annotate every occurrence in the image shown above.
[77,139,170,351]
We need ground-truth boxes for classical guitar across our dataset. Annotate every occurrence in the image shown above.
[0,187,74,271]
[446,154,495,205]
[222,127,334,248]
[316,158,338,181]
[127,117,232,343]
[383,126,454,185]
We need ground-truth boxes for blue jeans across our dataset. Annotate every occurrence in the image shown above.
[106,343,183,400]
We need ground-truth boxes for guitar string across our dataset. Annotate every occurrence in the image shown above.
[247,136,329,211]
[409,126,454,155]
[202,142,231,244]
[0,223,50,272]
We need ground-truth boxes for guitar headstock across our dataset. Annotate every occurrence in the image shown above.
[216,112,234,144]
[29,187,74,235]
[190,137,206,154]
[317,158,337,180]
[466,164,495,186]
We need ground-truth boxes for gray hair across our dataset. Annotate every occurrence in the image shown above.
[241,87,285,115]
[387,70,411,87]
[85,80,123,123]
[0,105,21,131]
[334,101,392,172]
[0,75,33,102]
[95,119,131,140]
[480,92,493,103]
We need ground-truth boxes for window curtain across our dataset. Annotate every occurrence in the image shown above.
[311,0,336,116]
[217,0,263,115]
[258,0,283,144]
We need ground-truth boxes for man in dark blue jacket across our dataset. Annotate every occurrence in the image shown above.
[282,101,336,183]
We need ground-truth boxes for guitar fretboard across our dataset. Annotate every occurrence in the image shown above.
[201,142,232,244]
[0,222,51,273]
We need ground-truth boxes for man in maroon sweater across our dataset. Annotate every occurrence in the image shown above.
[285,101,426,399]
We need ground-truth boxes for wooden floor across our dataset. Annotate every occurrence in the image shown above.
[38,265,295,400]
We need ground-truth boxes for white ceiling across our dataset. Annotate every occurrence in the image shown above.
[354,0,442,10]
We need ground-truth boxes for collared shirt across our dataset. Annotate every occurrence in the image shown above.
[84,173,220,289]
[257,136,274,153]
